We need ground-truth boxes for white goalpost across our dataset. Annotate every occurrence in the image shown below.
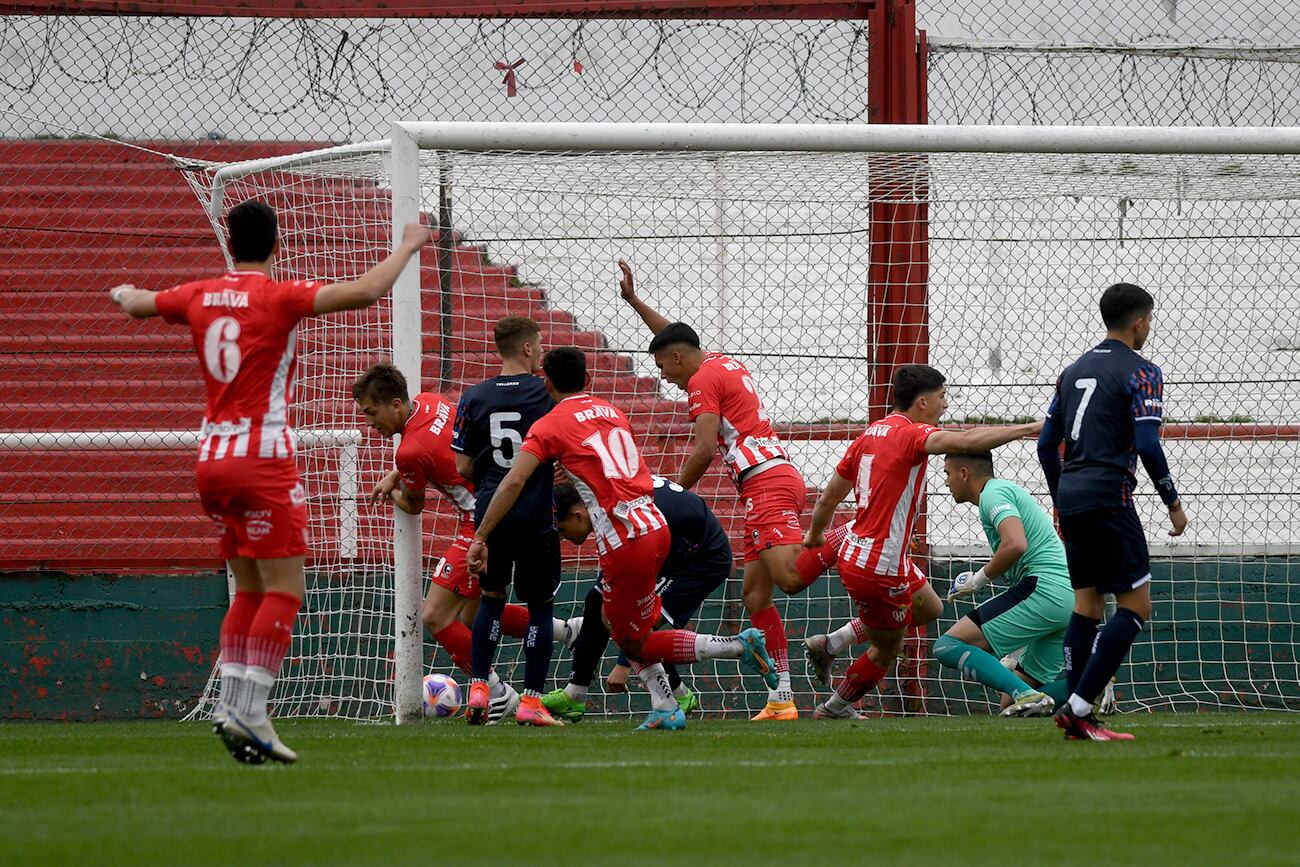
[185,122,1300,723]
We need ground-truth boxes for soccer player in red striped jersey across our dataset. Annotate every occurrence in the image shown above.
[352,363,581,723]
[802,365,1041,719]
[467,347,779,730]
[109,200,430,763]
[617,261,808,720]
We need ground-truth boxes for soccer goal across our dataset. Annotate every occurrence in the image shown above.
[183,122,1300,724]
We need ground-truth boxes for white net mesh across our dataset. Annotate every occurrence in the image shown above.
[187,136,1300,719]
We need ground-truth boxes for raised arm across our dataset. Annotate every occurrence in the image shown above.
[108,285,160,319]
[617,260,673,336]
[312,222,432,314]
[677,413,720,490]
[924,420,1043,456]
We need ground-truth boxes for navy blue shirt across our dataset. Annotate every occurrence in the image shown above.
[1043,339,1166,515]
[451,374,556,530]
[651,476,733,579]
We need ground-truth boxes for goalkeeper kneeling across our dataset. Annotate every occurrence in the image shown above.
[936,452,1076,717]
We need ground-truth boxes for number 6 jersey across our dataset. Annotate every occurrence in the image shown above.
[155,270,323,465]
[521,393,666,555]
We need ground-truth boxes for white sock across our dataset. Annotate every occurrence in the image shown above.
[774,671,793,703]
[552,617,566,638]
[694,633,742,660]
[824,692,852,714]
[218,662,246,710]
[1068,693,1093,716]
[825,622,861,656]
[242,665,276,724]
[633,662,678,712]
[564,682,588,703]
[672,682,690,698]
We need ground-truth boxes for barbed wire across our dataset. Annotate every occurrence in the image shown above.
[0,16,872,139]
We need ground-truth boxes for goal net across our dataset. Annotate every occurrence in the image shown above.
[185,123,1300,722]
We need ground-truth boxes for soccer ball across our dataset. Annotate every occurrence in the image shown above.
[422,673,462,718]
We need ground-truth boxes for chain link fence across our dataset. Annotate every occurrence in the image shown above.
[3,3,1298,718]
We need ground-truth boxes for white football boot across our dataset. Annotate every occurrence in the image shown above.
[222,711,298,764]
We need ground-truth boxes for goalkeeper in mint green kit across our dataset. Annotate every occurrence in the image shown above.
[934,452,1074,716]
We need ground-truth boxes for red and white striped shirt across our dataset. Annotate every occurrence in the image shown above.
[835,413,938,577]
[155,270,322,465]
[396,392,476,535]
[687,352,789,485]
[521,394,665,555]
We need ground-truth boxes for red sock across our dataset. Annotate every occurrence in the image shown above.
[794,523,850,588]
[220,591,262,666]
[750,605,789,674]
[836,651,888,702]
[245,591,301,674]
[499,603,530,638]
[896,622,929,704]
[639,629,699,664]
[432,622,474,675]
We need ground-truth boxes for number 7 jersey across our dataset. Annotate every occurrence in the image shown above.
[521,393,666,555]
[154,270,323,463]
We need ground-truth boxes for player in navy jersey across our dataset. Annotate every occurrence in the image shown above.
[542,477,733,721]
[1038,282,1188,741]
[450,316,561,726]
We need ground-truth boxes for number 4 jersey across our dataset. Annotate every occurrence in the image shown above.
[155,270,323,466]
[521,393,666,555]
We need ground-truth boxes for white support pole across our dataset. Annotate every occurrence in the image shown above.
[397,121,1300,156]
[389,122,425,726]
[338,441,358,560]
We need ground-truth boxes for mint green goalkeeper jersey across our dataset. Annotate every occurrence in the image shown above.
[978,478,1072,591]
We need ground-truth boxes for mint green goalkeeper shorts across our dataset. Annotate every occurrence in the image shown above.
[969,574,1074,686]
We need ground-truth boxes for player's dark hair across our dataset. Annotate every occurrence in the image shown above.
[1099,282,1154,330]
[648,322,701,355]
[543,346,588,394]
[891,364,946,411]
[945,451,995,477]
[351,362,409,405]
[226,199,278,263]
[554,483,583,521]
[494,316,541,357]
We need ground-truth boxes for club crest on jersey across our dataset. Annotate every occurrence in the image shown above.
[892,607,908,623]
[289,483,307,506]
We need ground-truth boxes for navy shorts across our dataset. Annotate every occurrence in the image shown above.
[481,524,561,604]
[1058,507,1151,595]
[657,565,729,627]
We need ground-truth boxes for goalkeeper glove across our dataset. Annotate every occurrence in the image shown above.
[948,567,991,600]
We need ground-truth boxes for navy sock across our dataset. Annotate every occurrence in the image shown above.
[471,595,506,681]
[1074,608,1144,705]
[1063,613,1101,695]
[665,662,683,691]
[569,586,609,688]
[523,600,555,694]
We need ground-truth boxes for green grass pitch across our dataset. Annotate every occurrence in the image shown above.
[3,714,1299,865]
